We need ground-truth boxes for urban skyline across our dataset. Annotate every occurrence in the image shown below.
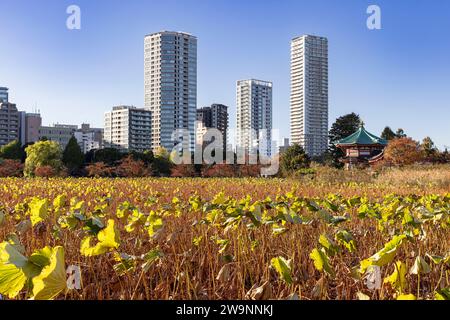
[1,1,449,150]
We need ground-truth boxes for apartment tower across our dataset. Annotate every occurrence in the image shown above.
[236,79,273,157]
[144,31,197,152]
[196,104,229,151]
[0,102,20,147]
[104,106,152,152]
[290,35,328,157]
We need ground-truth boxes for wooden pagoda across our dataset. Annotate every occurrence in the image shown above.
[335,125,388,169]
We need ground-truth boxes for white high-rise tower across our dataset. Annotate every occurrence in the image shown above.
[290,35,328,157]
[236,79,273,157]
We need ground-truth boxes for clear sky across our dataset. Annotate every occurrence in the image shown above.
[1,0,449,149]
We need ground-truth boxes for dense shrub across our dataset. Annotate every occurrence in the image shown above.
[115,156,149,177]
[0,159,24,177]
[171,164,197,177]
[237,164,262,177]
[86,162,115,177]
[0,140,25,160]
[34,165,57,177]
[202,164,237,177]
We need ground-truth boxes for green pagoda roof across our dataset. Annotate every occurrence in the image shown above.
[336,126,388,146]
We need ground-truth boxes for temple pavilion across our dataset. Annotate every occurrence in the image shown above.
[335,124,388,169]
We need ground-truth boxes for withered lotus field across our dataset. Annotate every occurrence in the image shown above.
[0,177,449,300]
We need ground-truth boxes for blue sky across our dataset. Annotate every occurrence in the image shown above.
[1,0,449,148]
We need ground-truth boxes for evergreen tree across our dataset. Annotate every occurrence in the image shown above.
[63,136,84,174]
[92,148,124,165]
[0,140,25,160]
[280,144,310,176]
[421,136,438,159]
[152,147,172,176]
[381,126,396,141]
[395,128,407,138]
[328,113,362,168]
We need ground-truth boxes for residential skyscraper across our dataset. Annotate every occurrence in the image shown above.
[104,106,152,152]
[144,31,197,152]
[0,87,8,103]
[0,102,20,147]
[196,104,229,151]
[236,79,273,157]
[290,35,328,157]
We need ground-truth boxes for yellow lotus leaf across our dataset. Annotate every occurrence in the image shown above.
[31,246,67,300]
[53,195,66,210]
[397,294,416,300]
[384,261,407,292]
[360,235,406,273]
[270,256,293,284]
[0,242,29,298]
[29,198,49,227]
[81,219,120,256]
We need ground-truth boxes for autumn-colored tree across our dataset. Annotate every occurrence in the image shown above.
[115,156,149,177]
[34,165,57,178]
[0,159,24,177]
[171,164,197,177]
[384,137,423,166]
[202,164,237,177]
[86,162,114,177]
[237,164,262,177]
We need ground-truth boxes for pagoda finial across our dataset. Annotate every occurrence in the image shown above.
[360,121,365,128]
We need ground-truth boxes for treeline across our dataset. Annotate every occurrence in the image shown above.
[0,115,449,178]
[0,137,266,178]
